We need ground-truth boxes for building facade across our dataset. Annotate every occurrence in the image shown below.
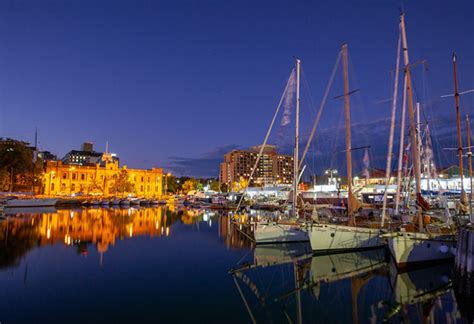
[43,160,163,197]
[219,145,294,189]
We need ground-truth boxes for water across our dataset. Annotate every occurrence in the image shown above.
[0,206,472,323]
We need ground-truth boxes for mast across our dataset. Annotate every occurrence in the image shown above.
[395,74,408,215]
[341,44,354,224]
[452,53,465,196]
[293,58,301,218]
[466,114,473,222]
[400,13,423,229]
[416,102,422,177]
[381,26,402,226]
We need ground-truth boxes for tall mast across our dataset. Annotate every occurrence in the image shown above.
[452,53,465,195]
[341,44,354,224]
[381,26,402,226]
[466,114,473,222]
[400,13,423,229]
[293,58,301,217]
[395,74,408,215]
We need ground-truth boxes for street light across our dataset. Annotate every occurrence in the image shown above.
[325,168,338,186]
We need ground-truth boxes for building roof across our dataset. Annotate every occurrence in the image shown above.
[65,150,103,157]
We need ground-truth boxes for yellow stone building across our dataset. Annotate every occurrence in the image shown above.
[43,160,163,197]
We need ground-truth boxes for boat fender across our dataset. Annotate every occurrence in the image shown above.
[438,244,449,254]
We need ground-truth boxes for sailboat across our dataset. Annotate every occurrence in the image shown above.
[308,44,385,253]
[383,13,456,268]
[253,58,310,244]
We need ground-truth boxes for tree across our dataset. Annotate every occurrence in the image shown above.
[0,138,43,192]
[209,179,220,192]
[220,183,229,193]
[182,178,197,194]
[87,177,103,195]
[110,169,135,197]
[232,177,249,192]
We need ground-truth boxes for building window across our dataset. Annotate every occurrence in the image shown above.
[71,184,75,191]
[63,173,67,180]
[51,183,55,191]
[141,176,144,182]
[140,185,144,191]
[81,174,85,180]
[72,173,76,180]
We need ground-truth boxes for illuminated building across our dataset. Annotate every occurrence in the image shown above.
[61,142,119,166]
[43,159,163,197]
[219,145,294,188]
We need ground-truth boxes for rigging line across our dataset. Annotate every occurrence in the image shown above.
[301,68,319,174]
[235,66,295,212]
[299,51,341,170]
[331,107,345,170]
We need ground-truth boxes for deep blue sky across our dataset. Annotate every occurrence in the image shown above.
[0,0,473,176]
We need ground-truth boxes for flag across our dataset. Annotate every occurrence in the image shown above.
[362,148,370,178]
[280,68,296,127]
[424,125,437,178]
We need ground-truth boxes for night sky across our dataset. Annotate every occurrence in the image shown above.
[0,0,473,177]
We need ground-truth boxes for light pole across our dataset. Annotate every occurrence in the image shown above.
[325,168,338,186]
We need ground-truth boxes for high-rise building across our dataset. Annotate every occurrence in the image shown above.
[219,145,293,189]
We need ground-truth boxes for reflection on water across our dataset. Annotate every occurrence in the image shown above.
[0,207,472,323]
[231,243,472,323]
[0,206,211,269]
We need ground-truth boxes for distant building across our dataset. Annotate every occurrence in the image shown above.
[61,142,119,166]
[38,151,58,162]
[353,167,388,186]
[219,144,294,188]
[43,160,163,197]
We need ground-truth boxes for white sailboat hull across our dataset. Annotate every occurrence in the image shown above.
[254,223,309,244]
[5,198,58,208]
[387,232,456,268]
[309,223,384,252]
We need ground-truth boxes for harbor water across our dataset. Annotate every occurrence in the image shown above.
[0,206,472,323]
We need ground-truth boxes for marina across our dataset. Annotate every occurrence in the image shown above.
[0,1,473,322]
[0,206,472,323]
